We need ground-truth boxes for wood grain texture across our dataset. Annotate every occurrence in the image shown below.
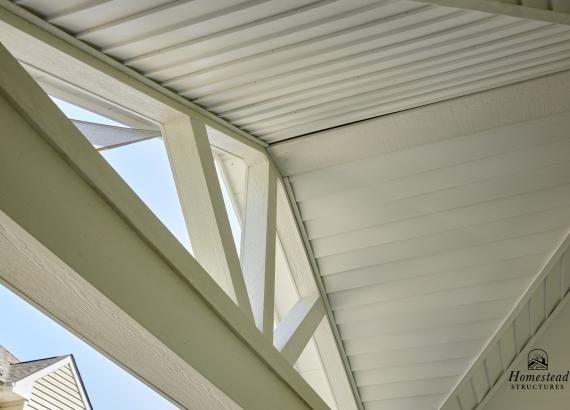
[0,213,240,410]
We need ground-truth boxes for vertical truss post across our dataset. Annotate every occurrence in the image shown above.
[241,160,278,338]
[161,115,253,319]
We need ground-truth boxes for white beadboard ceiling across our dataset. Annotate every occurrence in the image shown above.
[270,71,570,410]
[11,0,570,143]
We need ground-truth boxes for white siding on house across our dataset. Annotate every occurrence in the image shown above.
[24,365,87,410]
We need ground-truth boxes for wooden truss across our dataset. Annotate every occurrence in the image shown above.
[0,1,362,409]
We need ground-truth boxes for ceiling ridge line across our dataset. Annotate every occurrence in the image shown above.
[259,56,570,135]
[229,36,570,124]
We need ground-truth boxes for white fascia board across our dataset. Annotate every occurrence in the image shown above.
[66,356,93,410]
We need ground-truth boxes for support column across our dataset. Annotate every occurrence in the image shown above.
[241,160,278,338]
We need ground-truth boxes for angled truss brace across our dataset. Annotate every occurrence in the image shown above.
[275,295,326,365]
[72,120,160,150]
[161,116,253,318]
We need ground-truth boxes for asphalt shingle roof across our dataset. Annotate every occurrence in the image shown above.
[0,345,18,383]
[0,345,66,384]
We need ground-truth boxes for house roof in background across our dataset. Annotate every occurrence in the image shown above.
[0,344,66,384]
[0,344,18,382]
[5,356,67,383]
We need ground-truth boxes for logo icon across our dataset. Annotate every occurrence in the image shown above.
[528,349,548,370]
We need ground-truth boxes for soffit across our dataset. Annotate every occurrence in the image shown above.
[271,73,570,409]
[10,0,570,143]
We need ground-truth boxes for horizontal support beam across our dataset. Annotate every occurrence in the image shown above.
[0,42,327,410]
[0,211,238,410]
[22,61,160,131]
[72,120,160,150]
[274,295,326,365]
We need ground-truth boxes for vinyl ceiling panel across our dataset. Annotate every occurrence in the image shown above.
[12,0,570,143]
[271,81,570,408]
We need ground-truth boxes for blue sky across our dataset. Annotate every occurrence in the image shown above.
[0,97,240,409]
[0,285,178,409]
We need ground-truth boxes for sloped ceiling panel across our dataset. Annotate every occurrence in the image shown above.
[270,73,570,409]
[11,0,570,143]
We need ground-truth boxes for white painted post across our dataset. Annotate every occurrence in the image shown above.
[161,115,253,318]
[241,160,278,338]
